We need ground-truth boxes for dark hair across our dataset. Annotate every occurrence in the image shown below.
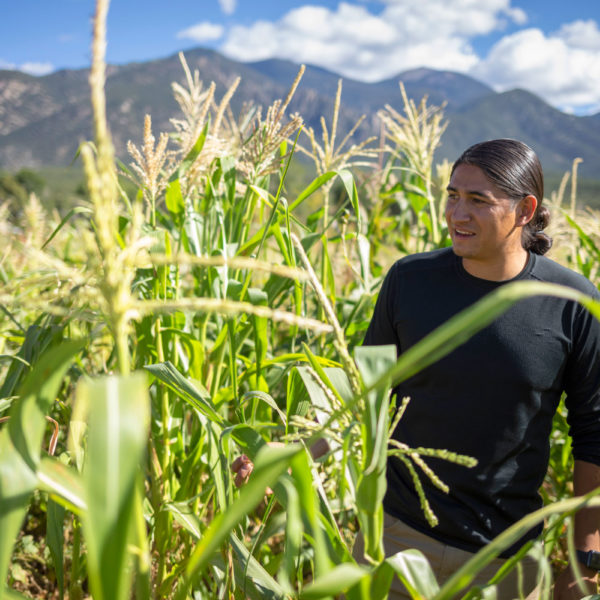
[451,139,552,255]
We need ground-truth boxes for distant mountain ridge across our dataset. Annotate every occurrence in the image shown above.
[1,47,599,177]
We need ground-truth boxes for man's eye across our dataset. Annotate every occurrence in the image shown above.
[447,194,458,202]
[472,197,486,204]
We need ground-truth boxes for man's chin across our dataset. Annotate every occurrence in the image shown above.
[450,244,473,259]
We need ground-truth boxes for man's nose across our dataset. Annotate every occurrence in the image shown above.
[450,198,470,221]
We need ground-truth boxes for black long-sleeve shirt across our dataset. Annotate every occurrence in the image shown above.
[363,247,600,555]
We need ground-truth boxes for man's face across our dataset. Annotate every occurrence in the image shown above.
[445,164,524,270]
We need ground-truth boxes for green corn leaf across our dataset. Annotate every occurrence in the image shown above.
[386,549,440,598]
[278,477,303,590]
[354,344,395,475]
[165,177,185,216]
[182,207,203,256]
[179,445,301,595]
[222,423,267,458]
[248,288,268,387]
[0,395,21,419]
[0,318,64,401]
[207,422,228,512]
[346,551,437,600]
[289,449,332,578]
[164,502,202,539]
[357,233,371,287]
[220,155,237,205]
[406,190,429,214]
[144,361,223,425]
[564,213,600,260]
[353,344,396,564]
[46,499,66,598]
[435,494,600,599]
[41,206,93,250]
[336,169,362,230]
[296,365,353,409]
[299,563,368,599]
[36,457,86,513]
[289,172,338,211]
[80,372,150,600]
[286,368,313,428]
[229,532,287,600]
[9,339,85,471]
[242,391,287,426]
[0,340,82,600]
[0,429,37,600]
[300,344,348,407]
[177,121,209,177]
[346,559,395,600]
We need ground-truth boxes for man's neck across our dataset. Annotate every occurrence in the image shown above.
[462,250,529,282]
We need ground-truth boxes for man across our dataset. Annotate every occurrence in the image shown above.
[363,139,600,598]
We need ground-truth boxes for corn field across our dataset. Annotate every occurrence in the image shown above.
[2,1,600,599]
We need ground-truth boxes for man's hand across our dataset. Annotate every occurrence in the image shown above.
[554,565,597,599]
[231,454,254,488]
[230,438,329,489]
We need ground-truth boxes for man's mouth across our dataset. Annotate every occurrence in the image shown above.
[454,228,475,237]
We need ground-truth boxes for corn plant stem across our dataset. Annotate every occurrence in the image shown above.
[210,329,228,398]
[115,318,131,376]
[425,171,440,244]
[283,203,303,347]
[319,188,331,329]
[232,186,251,245]
[173,264,181,368]
[69,516,83,600]
[202,199,209,254]
[153,316,173,595]
[89,0,135,378]
[228,320,239,401]
[155,519,168,599]
[199,314,209,361]
[155,318,171,475]
[133,481,151,599]
[241,187,257,247]
[570,158,583,265]
[150,191,157,229]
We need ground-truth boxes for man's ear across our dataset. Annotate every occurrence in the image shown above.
[517,195,538,226]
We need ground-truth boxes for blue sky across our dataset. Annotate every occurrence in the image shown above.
[1,0,599,114]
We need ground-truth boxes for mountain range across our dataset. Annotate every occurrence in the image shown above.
[1,47,599,177]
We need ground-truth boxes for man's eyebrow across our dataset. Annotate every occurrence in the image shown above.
[446,185,493,199]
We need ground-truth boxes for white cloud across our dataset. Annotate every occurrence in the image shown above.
[177,22,224,42]
[20,62,54,76]
[556,19,600,50]
[220,0,526,81]
[215,1,600,113]
[0,60,54,76]
[379,0,526,40]
[218,0,236,15]
[473,23,600,113]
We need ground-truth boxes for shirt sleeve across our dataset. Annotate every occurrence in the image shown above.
[564,289,600,467]
[362,262,401,353]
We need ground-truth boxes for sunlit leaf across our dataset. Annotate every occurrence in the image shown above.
[80,372,150,600]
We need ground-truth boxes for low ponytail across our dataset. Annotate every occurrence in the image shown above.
[523,205,552,255]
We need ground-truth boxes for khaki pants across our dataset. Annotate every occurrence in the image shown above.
[354,513,541,599]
